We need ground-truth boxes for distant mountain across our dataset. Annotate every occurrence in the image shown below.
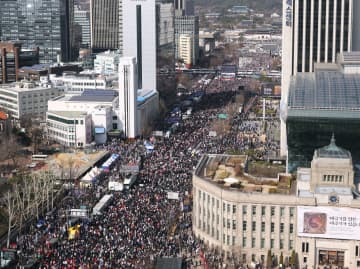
[195,0,282,12]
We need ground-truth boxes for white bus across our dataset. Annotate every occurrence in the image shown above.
[32,154,48,161]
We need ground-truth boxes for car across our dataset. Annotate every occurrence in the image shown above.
[27,163,37,168]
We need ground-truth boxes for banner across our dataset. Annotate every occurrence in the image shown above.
[167,192,180,200]
[297,206,360,240]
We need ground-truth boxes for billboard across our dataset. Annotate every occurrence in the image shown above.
[297,206,360,240]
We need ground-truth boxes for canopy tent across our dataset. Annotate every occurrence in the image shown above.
[101,154,120,172]
[80,166,102,188]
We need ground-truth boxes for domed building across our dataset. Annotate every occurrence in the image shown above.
[193,135,360,268]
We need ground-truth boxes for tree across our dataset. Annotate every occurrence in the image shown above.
[0,136,21,167]
[2,191,17,248]
[266,249,272,269]
[279,252,284,268]
[289,250,296,267]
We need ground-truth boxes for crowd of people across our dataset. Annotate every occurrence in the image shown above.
[14,78,280,269]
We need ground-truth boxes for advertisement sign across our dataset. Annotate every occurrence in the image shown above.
[297,206,360,240]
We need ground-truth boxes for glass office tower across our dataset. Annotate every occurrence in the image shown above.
[0,0,75,63]
[286,68,360,172]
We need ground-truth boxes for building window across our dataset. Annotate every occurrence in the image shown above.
[232,236,236,246]
[223,234,226,244]
[242,221,247,231]
[223,203,226,211]
[227,204,230,212]
[252,205,256,215]
[260,238,265,249]
[112,115,117,120]
[242,237,247,247]
[227,219,230,229]
[242,205,247,215]
[223,218,226,228]
[271,206,275,216]
[271,222,275,233]
[289,240,294,250]
[280,239,284,249]
[233,205,237,214]
[252,238,256,248]
[302,242,309,253]
[242,254,246,263]
[270,239,274,249]
[356,245,359,256]
[252,221,256,231]
[280,207,285,217]
[261,206,266,216]
[280,223,284,233]
[251,254,256,262]
[290,223,294,233]
[232,220,236,230]
[217,200,219,209]
[289,207,295,217]
[216,230,219,240]
[227,235,230,245]
[261,222,265,232]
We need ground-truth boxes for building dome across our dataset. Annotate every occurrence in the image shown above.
[315,134,351,159]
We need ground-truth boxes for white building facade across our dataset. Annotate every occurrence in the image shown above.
[48,72,118,94]
[123,0,156,91]
[94,50,121,74]
[46,111,92,147]
[0,81,62,120]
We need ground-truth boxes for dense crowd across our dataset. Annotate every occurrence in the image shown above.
[15,78,280,269]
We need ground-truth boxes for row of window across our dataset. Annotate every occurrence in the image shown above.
[198,190,295,217]
[322,174,343,182]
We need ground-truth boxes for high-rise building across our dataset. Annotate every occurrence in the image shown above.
[178,34,192,66]
[0,0,75,64]
[281,0,360,156]
[123,0,156,90]
[118,57,138,138]
[174,15,199,65]
[74,5,91,49]
[90,0,119,52]
[156,1,175,71]
[174,0,194,16]
[0,42,39,83]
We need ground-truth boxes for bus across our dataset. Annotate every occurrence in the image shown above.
[92,194,113,215]
[31,154,48,161]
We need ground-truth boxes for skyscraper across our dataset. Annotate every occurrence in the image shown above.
[123,0,156,90]
[281,0,360,156]
[90,0,119,52]
[174,0,194,16]
[74,5,91,49]
[0,0,75,63]
[174,16,199,65]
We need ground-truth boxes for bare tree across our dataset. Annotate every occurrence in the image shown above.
[0,136,21,167]
[2,191,18,247]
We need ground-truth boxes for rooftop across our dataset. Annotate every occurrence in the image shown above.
[314,134,351,159]
[68,90,118,103]
[47,111,87,118]
[287,71,360,119]
[0,81,55,92]
[195,154,293,195]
